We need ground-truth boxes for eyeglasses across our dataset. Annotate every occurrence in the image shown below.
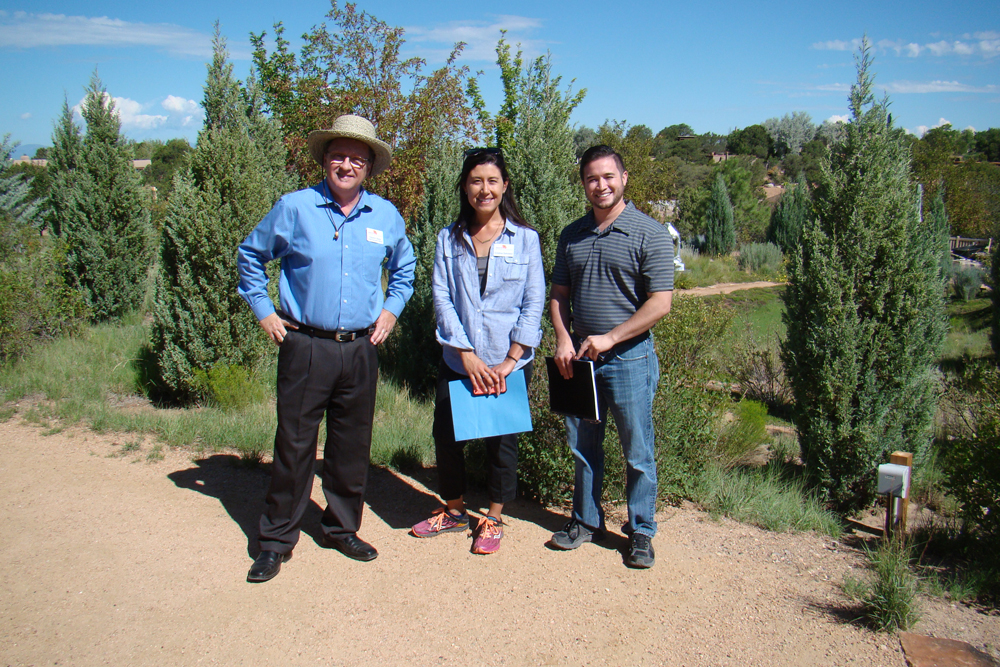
[326,153,370,170]
[464,147,502,158]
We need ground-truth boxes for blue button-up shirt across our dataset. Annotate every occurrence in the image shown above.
[238,185,416,332]
[432,220,544,375]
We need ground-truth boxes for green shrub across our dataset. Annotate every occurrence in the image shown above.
[943,364,1000,554]
[192,363,268,410]
[737,242,783,273]
[0,211,87,362]
[952,266,985,302]
[518,297,733,506]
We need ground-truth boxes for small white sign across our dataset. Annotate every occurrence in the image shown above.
[366,228,384,244]
[494,243,514,257]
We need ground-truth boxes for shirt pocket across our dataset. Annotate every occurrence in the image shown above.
[363,240,388,283]
[499,255,529,282]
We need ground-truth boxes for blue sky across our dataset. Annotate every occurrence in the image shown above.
[2,0,997,152]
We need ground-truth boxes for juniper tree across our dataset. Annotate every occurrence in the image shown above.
[382,138,463,394]
[470,36,586,276]
[767,178,810,252]
[703,173,735,255]
[150,30,296,402]
[781,42,947,513]
[48,73,152,321]
[926,186,952,282]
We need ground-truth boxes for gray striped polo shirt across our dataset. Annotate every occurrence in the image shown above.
[552,201,674,339]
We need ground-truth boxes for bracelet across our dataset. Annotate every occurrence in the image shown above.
[505,354,519,363]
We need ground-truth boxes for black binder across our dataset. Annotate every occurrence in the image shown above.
[545,357,600,422]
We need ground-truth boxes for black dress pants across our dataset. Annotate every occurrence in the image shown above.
[432,360,533,505]
[258,330,378,554]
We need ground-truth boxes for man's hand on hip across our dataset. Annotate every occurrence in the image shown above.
[370,309,397,346]
[260,313,297,346]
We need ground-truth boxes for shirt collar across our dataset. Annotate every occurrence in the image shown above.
[588,201,634,236]
[314,182,373,216]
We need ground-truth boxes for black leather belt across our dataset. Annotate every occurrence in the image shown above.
[295,322,376,342]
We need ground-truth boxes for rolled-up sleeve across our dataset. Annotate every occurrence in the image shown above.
[383,211,416,318]
[510,229,544,348]
[237,198,292,322]
[432,230,475,352]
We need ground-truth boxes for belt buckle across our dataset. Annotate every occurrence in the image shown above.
[334,331,354,343]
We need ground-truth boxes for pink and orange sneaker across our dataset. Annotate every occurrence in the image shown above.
[411,507,469,538]
[471,516,503,555]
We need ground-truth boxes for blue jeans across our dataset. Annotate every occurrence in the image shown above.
[566,335,659,538]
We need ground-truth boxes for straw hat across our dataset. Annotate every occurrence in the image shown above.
[307,115,392,177]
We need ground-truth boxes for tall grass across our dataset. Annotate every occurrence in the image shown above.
[842,538,921,632]
[697,462,842,537]
[0,315,435,468]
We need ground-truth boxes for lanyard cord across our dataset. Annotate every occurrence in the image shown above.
[322,180,348,240]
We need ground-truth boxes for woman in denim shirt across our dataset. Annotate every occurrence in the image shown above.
[410,148,544,554]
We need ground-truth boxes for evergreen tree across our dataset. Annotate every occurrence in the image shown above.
[49,73,152,321]
[150,30,296,402]
[703,173,735,255]
[781,42,947,513]
[45,99,83,237]
[471,36,586,276]
[767,178,810,252]
[926,186,953,282]
[0,135,40,226]
[382,138,463,394]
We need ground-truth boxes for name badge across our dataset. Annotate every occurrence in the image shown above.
[494,243,514,257]
[366,228,384,244]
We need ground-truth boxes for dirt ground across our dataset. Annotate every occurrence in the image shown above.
[1,419,997,667]
[677,281,785,297]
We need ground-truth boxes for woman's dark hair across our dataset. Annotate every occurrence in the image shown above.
[453,148,530,239]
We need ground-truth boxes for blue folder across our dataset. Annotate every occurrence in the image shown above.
[448,369,533,441]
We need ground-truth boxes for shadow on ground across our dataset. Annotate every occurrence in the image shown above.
[169,457,604,555]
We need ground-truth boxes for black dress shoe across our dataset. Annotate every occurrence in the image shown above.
[247,550,291,583]
[321,533,378,561]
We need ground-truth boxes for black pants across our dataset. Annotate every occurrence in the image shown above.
[432,360,533,505]
[258,330,378,554]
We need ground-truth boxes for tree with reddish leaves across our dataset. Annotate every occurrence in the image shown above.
[250,1,481,224]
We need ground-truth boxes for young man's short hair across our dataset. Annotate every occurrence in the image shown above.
[579,145,626,181]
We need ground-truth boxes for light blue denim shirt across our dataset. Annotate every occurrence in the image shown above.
[238,185,416,332]
[433,220,545,375]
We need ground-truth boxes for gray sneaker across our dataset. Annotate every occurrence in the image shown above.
[550,519,602,550]
[625,533,655,568]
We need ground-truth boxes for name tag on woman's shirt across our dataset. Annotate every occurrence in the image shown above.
[494,243,514,257]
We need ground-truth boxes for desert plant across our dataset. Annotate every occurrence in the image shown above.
[726,324,791,409]
[737,242,783,273]
[713,399,769,468]
[952,266,984,302]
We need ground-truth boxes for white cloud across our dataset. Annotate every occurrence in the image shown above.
[880,80,998,94]
[826,114,849,123]
[816,35,998,59]
[71,92,206,133]
[812,39,862,51]
[404,15,546,62]
[19,112,30,119]
[964,125,976,132]
[162,95,199,115]
[914,125,929,137]
[0,12,215,58]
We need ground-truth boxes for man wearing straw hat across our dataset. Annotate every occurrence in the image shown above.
[238,114,415,582]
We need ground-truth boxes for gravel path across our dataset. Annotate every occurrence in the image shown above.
[1,419,997,666]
